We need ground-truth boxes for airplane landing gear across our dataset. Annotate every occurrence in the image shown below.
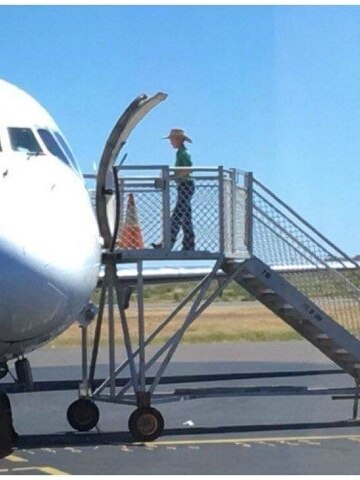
[67,398,99,432]
[15,358,33,388]
[0,391,18,455]
[0,363,8,380]
[128,407,164,442]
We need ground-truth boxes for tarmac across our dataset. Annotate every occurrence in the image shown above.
[1,340,360,475]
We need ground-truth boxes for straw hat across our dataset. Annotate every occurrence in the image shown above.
[163,128,193,143]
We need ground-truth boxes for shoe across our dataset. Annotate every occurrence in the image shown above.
[0,446,13,458]
[151,242,163,249]
[182,246,195,251]
[11,430,19,446]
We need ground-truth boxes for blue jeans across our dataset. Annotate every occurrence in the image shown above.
[170,180,195,250]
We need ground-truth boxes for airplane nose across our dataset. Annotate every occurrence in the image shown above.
[0,158,101,352]
[0,247,69,343]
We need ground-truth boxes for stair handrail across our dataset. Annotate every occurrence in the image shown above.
[253,189,354,270]
[252,177,358,269]
[253,212,360,304]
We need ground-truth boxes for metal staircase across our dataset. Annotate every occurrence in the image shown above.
[79,93,360,439]
[222,174,360,380]
[75,166,360,440]
[223,256,360,380]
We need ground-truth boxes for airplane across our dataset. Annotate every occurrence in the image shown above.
[0,79,170,449]
[0,78,102,448]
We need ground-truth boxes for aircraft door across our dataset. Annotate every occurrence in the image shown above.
[95,93,167,249]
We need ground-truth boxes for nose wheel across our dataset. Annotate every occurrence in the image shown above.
[128,407,164,442]
[0,363,8,380]
[67,399,99,432]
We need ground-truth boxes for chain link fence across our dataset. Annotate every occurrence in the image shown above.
[86,167,246,257]
[85,166,249,259]
[168,176,219,252]
[251,177,360,338]
[119,177,164,250]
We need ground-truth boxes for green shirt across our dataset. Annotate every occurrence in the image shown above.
[175,145,192,182]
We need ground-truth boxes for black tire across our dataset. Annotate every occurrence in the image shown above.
[0,391,17,452]
[128,407,164,442]
[0,363,8,380]
[67,399,99,432]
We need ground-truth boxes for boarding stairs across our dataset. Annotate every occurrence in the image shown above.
[223,256,360,381]
[74,94,360,440]
[219,174,360,381]
[85,163,360,396]
[84,93,360,385]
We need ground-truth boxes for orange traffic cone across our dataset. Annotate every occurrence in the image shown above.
[117,193,144,249]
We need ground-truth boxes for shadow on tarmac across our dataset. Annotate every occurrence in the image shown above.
[15,419,360,450]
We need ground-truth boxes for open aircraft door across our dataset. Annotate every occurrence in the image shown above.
[95,92,168,249]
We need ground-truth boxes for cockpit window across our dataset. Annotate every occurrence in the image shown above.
[37,129,80,173]
[8,128,43,155]
[37,129,70,166]
[54,132,80,172]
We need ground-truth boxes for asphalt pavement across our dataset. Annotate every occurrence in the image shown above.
[1,341,360,475]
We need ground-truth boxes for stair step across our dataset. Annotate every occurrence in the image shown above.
[335,349,349,355]
[315,334,330,340]
[225,257,360,381]
[279,304,294,310]
[242,274,255,280]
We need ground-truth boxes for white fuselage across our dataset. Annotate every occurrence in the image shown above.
[0,79,101,361]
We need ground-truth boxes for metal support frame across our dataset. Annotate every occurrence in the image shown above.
[78,254,248,408]
[77,293,360,411]
[77,253,360,422]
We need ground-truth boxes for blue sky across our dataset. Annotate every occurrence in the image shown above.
[1,5,359,254]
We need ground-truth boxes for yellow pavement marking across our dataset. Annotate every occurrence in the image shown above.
[146,433,360,447]
[6,454,28,463]
[37,466,70,475]
[11,466,69,475]
[11,467,43,473]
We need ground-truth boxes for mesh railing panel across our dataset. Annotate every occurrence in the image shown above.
[118,183,164,249]
[252,179,360,338]
[168,177,220,252]
[112,171,227,253]
[87,168,250,256]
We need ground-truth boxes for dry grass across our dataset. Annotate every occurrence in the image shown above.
[48,302,300,348]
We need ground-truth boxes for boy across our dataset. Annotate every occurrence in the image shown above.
[152,128,195,251]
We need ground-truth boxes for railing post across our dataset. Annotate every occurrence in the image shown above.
[230,168,237,256]
[218,166,225,254]
[118,176,125,233]
[162,166,171,252]
[244,171,253,255]
[137,259,146,394]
